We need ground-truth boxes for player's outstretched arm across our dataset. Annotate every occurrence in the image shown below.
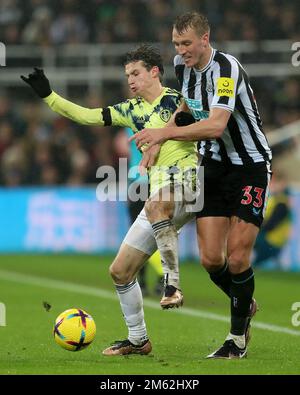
[21,67,52,98]
[21,68,104,126]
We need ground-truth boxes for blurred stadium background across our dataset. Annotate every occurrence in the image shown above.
[1,0,300,376]
[0,0,300,269]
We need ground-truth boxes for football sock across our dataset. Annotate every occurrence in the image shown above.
[151,220,180,289]
[230,267,255,336]
[208,260,231,297]
[115,279,148,346]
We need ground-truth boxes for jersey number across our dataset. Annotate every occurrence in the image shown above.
[241,186,264,207]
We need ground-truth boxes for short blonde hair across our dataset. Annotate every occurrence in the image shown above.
[173,12,210,36]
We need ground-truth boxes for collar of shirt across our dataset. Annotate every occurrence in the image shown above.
[194,48,216,73]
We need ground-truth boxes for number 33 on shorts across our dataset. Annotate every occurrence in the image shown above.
[241,185,266,216]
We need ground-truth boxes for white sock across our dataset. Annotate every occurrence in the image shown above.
[226,333,246,349]
[115,279,148,346]
[151,220,180,289]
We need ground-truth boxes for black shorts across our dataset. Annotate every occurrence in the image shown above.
[196,157,272,228]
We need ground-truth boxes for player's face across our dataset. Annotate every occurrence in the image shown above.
[172,27,209,68]
[125,61,154,97]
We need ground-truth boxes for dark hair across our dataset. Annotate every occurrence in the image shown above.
[173,11,210,36]
[124,44,164,80]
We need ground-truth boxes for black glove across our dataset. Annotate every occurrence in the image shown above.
[175,111,196,126]
[20,67,52,98]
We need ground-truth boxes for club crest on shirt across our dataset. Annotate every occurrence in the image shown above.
[135,115,146,124]
[159,109,171,123]
[206,80,213,93]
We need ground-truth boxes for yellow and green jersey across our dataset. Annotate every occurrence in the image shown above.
[44,88,197,193]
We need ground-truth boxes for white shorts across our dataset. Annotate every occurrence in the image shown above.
[123,192,195,256]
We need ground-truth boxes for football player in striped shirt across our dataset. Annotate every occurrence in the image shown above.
[132,12,272,359]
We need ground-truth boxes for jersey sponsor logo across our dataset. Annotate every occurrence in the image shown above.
[159,109,171,123]
[184,98,209,121]
[217,77,234,97]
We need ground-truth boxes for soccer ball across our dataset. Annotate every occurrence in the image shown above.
[53,308,96,351]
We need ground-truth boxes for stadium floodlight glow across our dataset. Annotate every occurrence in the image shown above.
[0,42,6,66]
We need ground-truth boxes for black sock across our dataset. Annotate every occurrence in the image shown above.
[209,260,231,298]
[230,267,255,336]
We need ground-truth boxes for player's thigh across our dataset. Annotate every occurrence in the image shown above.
[196,216,230,269]
[146,184,195,228]
[227,216,260,273]
[110,242,149,284]
[123,208,157,256]
[233,163,271,228]
[145,187,175,223]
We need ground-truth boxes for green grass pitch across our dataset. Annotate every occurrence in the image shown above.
[0,254,300,375]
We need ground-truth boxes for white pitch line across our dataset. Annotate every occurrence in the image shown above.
[0,269,300,337]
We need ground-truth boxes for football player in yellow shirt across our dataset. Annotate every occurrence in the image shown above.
[21,44,198,356]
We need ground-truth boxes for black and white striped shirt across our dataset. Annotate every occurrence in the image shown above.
[174,49,272,166]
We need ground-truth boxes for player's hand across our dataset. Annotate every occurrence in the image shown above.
[20,67,52,98]
[129,128,168,150]
[175,111,195,126]
[139,144,161,173]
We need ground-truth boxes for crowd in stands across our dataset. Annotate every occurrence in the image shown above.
[1,0,299,45]
[0,0,299,186]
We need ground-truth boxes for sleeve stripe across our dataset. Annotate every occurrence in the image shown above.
[102,108,112,126]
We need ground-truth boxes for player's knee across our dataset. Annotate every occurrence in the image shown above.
[108,263,120,282]
[145,200,171,223]
[201,252,225,272]
[109,262,131,284]
[228,251,249,274]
